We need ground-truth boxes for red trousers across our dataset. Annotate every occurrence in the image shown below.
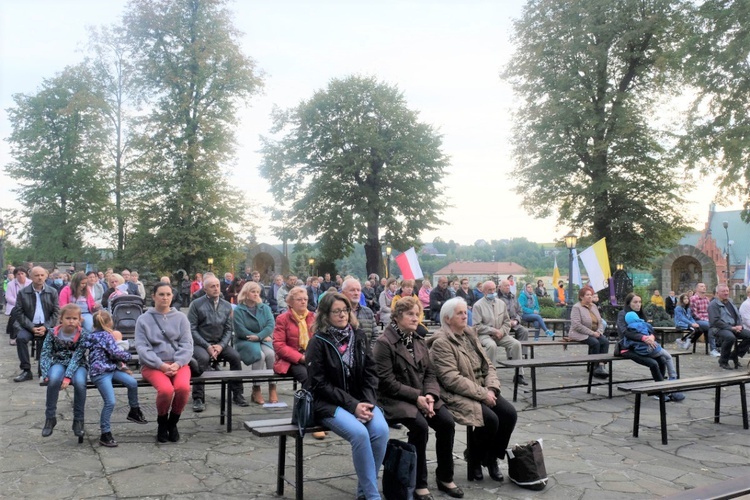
[141,365,191,416]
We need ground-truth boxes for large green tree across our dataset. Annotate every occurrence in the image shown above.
[6,64,111,261]
[680,0,750,221]
[122,0,263,273]
[503,0,689,269]
[260,75,449,276]
[87,25,140,258]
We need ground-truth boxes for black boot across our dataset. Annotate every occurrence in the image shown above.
[483,458,504,482]
[42,417,56,437]
[156,415,169,443]
[167,412,181,442]
[72,419,85,438]
[467,460,483,481]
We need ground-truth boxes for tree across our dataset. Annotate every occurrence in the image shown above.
[680,0,750,221]
[260,75,449,276]
[503,0,690,269]
[87,25,140,257]
[6,64,111,261]
[121,0,263,273]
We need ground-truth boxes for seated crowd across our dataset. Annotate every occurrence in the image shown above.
[4,261,750,500]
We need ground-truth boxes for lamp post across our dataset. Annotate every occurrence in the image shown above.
[722,221,731,287]
[385,246,392,279]
[207,257,214,273]
[564,232,577,320]
[308,258,315,277]
[0,219,6,288]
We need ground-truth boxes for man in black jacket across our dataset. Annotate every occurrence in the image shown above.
[12,267,59,382]
[429,277,452,324]
[188,276,247,410]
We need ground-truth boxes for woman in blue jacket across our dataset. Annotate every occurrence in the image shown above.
[234,281,277,404]
[518,283,554,340]
[674,293,704,350]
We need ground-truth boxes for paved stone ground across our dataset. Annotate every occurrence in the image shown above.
[1,313,749,499]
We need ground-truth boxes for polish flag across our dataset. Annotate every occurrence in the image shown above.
[395,247,424,280]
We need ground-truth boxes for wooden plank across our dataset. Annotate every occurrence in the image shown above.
[665,476,750,500]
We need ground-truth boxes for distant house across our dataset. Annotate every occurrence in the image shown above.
[431,261,527,286]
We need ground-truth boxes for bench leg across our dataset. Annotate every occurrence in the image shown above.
[607,361,613,398]
[512,368,519,402]
[227,385,233,433]
[277,435,287,496]
[466,426,474,482]
[633,394,641,438]
[530,367,537,408]
[741,383,748,430]
[295,435,304,500]
[675,355,680,378]
[715,385,721,424]
[587,364,595,394]
[220,381,226,426]
[659,394,668,445]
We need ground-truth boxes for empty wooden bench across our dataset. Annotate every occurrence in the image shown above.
[498,352,691,407]
[244,418,329,500]
[618,372,750,445]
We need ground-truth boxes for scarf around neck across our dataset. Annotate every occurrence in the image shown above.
[292,309,310,350]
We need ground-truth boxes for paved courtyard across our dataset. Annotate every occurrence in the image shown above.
[1,313,748,499]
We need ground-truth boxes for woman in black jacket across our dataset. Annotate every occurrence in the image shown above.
[616,293,668,381]
[306,292,389,500]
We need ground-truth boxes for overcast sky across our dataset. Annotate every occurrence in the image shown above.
[0,0,738,249]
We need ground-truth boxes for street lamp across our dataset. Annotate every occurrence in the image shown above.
[722,221,731,286]
[616,263,623,271]
[386,245,393,279]
[308,258,315,277]
[0,219,6,282]
[564,232,577,320]
[207,257,214,272]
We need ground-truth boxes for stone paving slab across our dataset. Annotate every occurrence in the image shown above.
[1,314,748,499]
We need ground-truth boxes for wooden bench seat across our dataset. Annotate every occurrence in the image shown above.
[519,339,618,359]
[664,475,750,499]
[43,369,295,432]
[498,352,691,408]
[244,418,329,500]
[618,373,750,444]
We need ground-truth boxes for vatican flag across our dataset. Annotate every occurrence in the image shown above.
[578,238,612,292]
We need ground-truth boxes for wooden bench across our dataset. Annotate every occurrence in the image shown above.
[664,475,750,499]
[43,369,295,433]
[618,373,750,445]
[244,418,329,500]
[498,352,691,408]
[519,339,618,359]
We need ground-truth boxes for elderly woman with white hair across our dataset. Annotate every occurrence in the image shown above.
[234,281,277,404]
[430,297,518,484]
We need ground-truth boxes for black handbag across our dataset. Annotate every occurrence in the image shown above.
[506,439,548,490]
[290,389,314,437]
[382,439,417,500]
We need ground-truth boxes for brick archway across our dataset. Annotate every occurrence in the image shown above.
[661,245,716,295]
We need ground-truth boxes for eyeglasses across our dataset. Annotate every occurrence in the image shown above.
[330,308,351,316]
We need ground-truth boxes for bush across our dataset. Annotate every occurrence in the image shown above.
[540,306,563,319]
[538,297,555,308]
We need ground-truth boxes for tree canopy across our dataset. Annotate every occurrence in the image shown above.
[680,0,750,221]
[503,0,690,269]
[260,75,449,275]
[121,0,263,273]
[6,64,111,261]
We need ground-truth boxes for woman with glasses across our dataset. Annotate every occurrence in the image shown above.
[306,292,389,500]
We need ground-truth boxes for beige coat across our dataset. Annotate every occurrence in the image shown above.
[429,324,501,427]
[569,301,605,341]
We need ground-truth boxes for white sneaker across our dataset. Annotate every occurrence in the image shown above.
[682,338,692,350]
[675,339,687,350]
[709,349,721,357]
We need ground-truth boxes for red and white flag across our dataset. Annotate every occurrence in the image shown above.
[394,247,424,280]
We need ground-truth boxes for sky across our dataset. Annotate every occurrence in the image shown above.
[0,0,741,249]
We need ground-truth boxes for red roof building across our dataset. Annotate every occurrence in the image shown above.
[432,261,527,285]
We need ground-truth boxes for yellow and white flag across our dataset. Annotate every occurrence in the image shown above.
[578,238,611,292]
[552,255,560,286]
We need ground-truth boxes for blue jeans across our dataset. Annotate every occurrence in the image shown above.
[696,320,715,350]
[522,313,549,337]
[81,313,93,334]
[91,370,140,433]
[46,364,87,420]
[322,406,389,500]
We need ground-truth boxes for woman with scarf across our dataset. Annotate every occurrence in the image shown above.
[393,278,429,337]
[306,292,388,500]
[272,285,324,439]
[374,296,462,499]
[235,281,276,405]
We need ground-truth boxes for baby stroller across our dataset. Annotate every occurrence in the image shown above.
[110,294,145,338]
